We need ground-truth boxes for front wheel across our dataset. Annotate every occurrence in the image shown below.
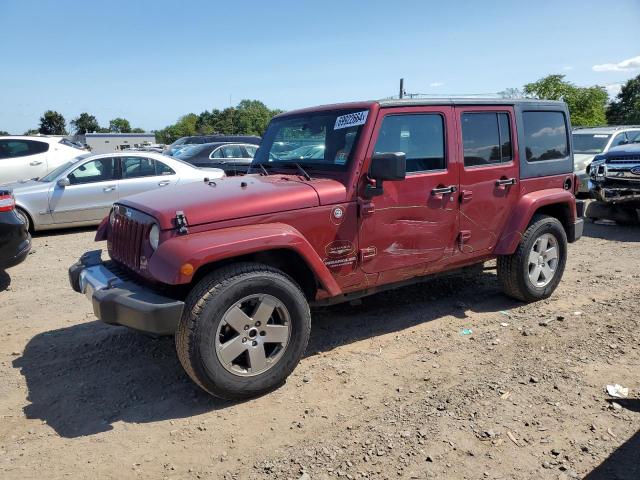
[497,215,567,302]
[175,262,311,400]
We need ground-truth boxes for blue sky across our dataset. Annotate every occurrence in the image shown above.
[1,0,639,134]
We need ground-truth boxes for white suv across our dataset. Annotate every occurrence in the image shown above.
[0,136,86,184]
[572,126,640,193]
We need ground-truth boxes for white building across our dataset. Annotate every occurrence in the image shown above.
[84,133,157,154]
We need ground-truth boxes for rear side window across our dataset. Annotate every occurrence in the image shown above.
[0,140,49,159]
[374,114,445,173]
[121,157,156,179]
[462,112,512,167]
[221,145,243,158]
[522,111,568,162]
[155,161,175,175]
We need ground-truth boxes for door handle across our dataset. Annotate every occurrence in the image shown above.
[30,160,43,166]
[496,177,517,186]
[431,185,457,195]
[103,185,116,192]
[158,180,171,187]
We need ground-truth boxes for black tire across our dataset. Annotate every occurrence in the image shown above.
[497,215,567,302]
[175,262,311,400]
[15,208,31,232]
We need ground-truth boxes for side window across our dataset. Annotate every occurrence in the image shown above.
[243,145,258,158]
[221,145,243,158]
[373,114,445,173]
[121,157,156,179]
[628,131,640,143]
[211,148,223,159]
[68,158,116,185]
[155,161,175,176]
[26,140,50,155]
[522,111,569,162]
[0,140,31,159]
[462,112,512,167]
[610,132,628,147]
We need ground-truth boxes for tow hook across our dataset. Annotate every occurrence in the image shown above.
[175,210,189,235]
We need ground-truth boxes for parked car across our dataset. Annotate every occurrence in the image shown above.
[172,142,258,175]
[0,136,86,184]
[586,143,640,223]
[6,152,225,231]
[572,126,640,193]
[0,188,31,270]
[163,135,260,156]
[70,98,583,400]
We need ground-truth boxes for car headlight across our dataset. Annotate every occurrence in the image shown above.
[109,208,116,226]
[149,223,160,250]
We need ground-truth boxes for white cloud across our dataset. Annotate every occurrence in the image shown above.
[429,82,444,87]
[531,126,565,138]
[592,55,640,72]
[562,65,573,71]
[605,83,623,97]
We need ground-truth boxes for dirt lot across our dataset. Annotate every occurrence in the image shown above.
[0,221,638,480]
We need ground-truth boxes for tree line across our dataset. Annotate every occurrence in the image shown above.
[5,76,638,140]
[502,73,640,126]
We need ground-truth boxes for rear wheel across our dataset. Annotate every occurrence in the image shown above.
[15,208,31,232]
[497,215,567,302]
[175,262,311,400]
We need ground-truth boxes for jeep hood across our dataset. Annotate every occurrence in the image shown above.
[119,174,347,230]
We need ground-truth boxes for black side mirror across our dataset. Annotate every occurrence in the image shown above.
[366,152,406,197]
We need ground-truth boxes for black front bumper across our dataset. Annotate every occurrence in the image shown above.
[69,250,184,335]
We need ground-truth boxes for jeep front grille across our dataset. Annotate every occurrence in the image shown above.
[108,212,151,270]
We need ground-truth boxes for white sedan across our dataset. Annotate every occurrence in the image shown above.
[0,135,87,184]
[2,152,224,231]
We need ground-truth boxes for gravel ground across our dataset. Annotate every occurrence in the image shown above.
[0,221,638,480]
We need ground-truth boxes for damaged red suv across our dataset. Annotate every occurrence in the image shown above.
[70,99,584,399]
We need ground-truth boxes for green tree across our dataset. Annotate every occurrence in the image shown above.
[70,112,100,134]
[0,130,9,135]
[130,127,146,133]
[236,99,281,136]
[109,117,132,133]
[38,110,67,135]
[523,74,608,126]
[23,129,39,136]
[606,74,640,125]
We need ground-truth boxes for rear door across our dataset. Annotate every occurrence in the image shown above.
[456,107,518,256]
[358,106,459,275]
[117,156,177,198]
[50,157,118,224]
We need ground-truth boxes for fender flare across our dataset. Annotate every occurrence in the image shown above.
[494,188,577,255]
[147,222,342,296]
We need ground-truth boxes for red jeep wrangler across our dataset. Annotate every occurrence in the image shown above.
[70,99,584,399]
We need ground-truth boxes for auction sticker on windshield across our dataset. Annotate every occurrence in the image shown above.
[335,111,368,130]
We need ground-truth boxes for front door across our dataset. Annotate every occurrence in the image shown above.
[456,107,519,256]
[50,157,118,224]
[358,106,459,275]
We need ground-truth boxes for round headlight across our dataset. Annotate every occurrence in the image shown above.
[109,208,116,226]
[149,224,160,250]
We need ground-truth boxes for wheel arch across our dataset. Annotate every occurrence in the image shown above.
[14,204,34,232]
[147,222,342,299]
[494,189,576,255]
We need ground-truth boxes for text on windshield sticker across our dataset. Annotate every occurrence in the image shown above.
[334,111,368,130]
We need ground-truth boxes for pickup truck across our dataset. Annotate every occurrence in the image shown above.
[69,99,584,399]
[587,143,640,224]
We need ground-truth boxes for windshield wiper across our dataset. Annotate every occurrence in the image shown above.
[283,162,311,180]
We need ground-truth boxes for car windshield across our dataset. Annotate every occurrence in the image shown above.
[172,145,207,160]
[39,154,91,182]
[252,109,369,171]
[572,133,610,154]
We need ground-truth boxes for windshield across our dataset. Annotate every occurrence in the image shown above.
[39,154,91,182]
[172,144,207,160]
[572,133,610,154]
[252,109,369,171]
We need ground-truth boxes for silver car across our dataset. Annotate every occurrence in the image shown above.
[2,152,224,231]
